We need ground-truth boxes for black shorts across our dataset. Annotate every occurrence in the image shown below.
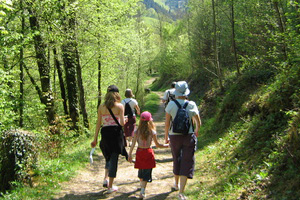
[138,168,153,182]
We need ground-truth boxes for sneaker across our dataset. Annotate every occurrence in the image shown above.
[107,186,118,194]
[178,193,187,200]
[103,179,108,188]
[171,184,179,191]
[139,192,146,199]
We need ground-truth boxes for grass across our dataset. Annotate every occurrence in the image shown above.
[179,66,300,199]
[0,135,91,200]
[142,92,161,115]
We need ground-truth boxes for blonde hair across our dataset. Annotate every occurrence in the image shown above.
[137,120,156,141]
[104,92,121,109]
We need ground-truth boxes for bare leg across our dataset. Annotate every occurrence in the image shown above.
[127,136,132,146]
[179,176,188,193]
[140,180,147,198]
[103,168,109,187]
[140,180,147,190]
[104,168,108,181]
[172,174,179,190]
[108,177,114,189]
[174,175,179,186]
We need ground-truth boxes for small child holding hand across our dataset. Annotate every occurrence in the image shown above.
[128,111,169,199]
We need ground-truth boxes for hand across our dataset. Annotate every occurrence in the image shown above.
[91,140,97,148]
[128,155,132,163]
[195,129,199,137]
[165,137,170,144]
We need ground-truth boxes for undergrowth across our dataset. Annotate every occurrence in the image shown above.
[0,133,90,200]
[187,65,300,199]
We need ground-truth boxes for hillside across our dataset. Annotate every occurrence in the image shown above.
[165,65,300,199]
[142,0,188,20]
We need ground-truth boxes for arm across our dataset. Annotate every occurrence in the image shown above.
[153,134,169,148]
[128,133,138,163]
[165,112,171,143]
[135,104,141,115]
[162,90,168,103]
[91,106,102,147]
[118,103,125,126]
[192,114,201,137]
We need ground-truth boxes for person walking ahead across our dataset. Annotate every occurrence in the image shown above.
[91,85,127,194]
[128,111,169,199]
[164,81,201,200]
[162,81,176,108]
[121,89,140,146]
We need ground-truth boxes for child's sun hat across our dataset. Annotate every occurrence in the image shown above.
[140,111,153,121]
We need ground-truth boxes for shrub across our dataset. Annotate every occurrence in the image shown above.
[0,129,37,194]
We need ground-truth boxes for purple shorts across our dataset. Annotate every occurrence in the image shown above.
[169,134,197,179]
[124,116,136,137]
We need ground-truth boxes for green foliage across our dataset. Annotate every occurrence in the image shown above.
[0,68,19,131]
[0,132,90,199]
[0,129,37,193]
[141,92,160,115]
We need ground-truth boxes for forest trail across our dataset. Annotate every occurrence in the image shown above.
[53,90,180,199]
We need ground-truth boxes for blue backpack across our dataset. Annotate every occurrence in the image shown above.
[172,100,190,134]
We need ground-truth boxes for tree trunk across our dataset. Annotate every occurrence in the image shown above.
[28,8,57,125]
[62,43,79,130]
[19,0,25,127]
[75,49,89,129]
[273,0,288,60]
[212,0,223,91]
[61,1,79,130]
[19,47,24,127]
[135,9,142,97]
[53,47,69,116]
[97,59,102,109]
[230,0,240,75]
[24,65,42,100]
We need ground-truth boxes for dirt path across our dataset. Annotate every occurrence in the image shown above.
[53,91,179,200]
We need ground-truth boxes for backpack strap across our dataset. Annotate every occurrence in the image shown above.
[173,99,189,108]
[108,108,122,128]
[125,99,132,105]
[183,101,189,109]
[173,99,182,108]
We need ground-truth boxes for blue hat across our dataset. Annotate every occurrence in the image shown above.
[173,81,190,97]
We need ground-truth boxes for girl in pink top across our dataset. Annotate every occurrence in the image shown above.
[128,111,169,199]
[91,85,126,194]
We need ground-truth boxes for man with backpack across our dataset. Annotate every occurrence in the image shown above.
[121,89,140,147]
[164,81,201,200]
[162,82,176,108]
